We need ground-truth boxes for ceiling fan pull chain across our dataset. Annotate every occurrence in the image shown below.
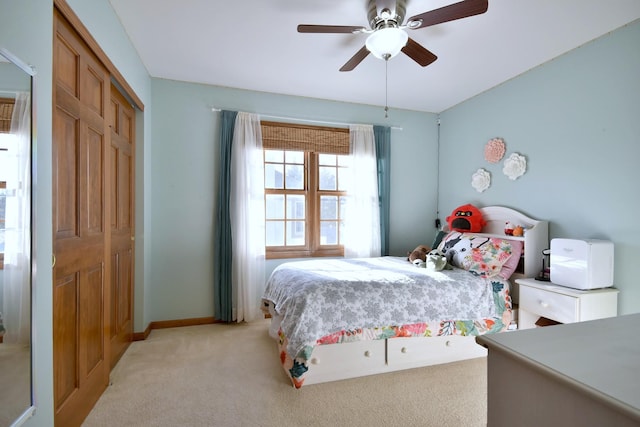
[384,56,389,118]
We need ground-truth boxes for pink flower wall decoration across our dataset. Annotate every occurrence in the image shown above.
[484,137,506,163]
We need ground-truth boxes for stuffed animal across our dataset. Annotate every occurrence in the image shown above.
[504,221,515,235]
[407,244,431,265]
[446,204,486,233]
[505,222,525,237]
[425,249,453,271]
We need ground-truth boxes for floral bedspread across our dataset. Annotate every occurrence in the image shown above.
[262,257,513,383]
[275,314,510,388]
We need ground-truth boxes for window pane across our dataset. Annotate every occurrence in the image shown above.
[285,151,304,164]
[320,196,338,220]
[339,220,345,245]
[337,167,348,191]
[286,221,305,245]
[266,221,284,246]
[338,155,351,167]
[286,195,305,219]
[320,221,338,245]
[319,166,337,190]
[265,163,284,189]
[0,186,4,251]
[265,194,284,219]
[264,150,283,163]
[339,196,348,219]
[285,164,304,189]
[318,153,335,166]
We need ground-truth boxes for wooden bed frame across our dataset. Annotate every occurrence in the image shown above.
[272,206,549,386]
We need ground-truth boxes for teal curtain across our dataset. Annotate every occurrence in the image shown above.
[213,110,237,322]
[374,125,391,256]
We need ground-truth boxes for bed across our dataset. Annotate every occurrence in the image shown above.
[262,206,548,388]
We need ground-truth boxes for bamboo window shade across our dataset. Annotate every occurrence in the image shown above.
[0,98,15,133]
[261,121,349,155]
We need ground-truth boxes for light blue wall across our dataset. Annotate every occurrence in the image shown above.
[149,78,437,321]
[438,20,640,315]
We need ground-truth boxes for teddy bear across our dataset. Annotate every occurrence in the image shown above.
[407,244,431,266]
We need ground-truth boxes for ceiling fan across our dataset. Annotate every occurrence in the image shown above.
[297,0,488,72]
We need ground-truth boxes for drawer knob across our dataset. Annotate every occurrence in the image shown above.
[364,350,371,358]
[539,301,549,308]
[311,357,319,365]
[446,340,452,347]
[401,347,408,354]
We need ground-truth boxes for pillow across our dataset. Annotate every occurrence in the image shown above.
[436,231,475,268]
[498,240,523,280]
[462,237,515,278]
[437,231,518,278]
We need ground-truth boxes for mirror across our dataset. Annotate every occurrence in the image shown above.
[0,48,35,427]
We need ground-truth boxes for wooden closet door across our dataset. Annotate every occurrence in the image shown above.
[109,84,135,367]
[53,10,110,427]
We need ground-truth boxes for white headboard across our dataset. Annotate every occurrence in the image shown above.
[445,206,549,304]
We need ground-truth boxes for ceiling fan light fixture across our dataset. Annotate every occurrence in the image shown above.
[365,27,408,60]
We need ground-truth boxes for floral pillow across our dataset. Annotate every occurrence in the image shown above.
[437,232,515,278]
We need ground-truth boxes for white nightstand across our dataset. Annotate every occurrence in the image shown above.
[515,278,619,330]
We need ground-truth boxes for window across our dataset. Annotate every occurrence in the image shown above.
[262,122,350,259]
[0,179,5,269]
[0,97,14,269]
[0,140,12,270]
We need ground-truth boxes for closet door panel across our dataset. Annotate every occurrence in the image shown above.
[52,3,139,424]
[52,107,79,239]
[84,125,104,234]
[108,85,135,368]
[82,263,105,371]
[53,273,79,408]
[53,9,110,427]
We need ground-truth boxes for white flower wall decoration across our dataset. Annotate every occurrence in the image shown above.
[471,168,491,192]
[502,153,527,180]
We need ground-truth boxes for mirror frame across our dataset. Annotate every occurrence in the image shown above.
[0,47,36,427]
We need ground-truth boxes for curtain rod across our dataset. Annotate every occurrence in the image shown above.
[210,107,402,131]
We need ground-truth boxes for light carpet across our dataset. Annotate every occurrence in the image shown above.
[83,320,488,427]
[0,343,31,426]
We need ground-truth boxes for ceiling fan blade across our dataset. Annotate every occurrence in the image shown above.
[339,46,370,72]
[408,0,488,30]
[297,24,366,34]
[402,38,438,67]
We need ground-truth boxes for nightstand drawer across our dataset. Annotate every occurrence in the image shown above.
[520,285,578,324]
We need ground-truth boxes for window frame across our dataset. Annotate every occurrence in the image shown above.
[0,97,13,269]
[262,121,349,260]
[0,180,4,269]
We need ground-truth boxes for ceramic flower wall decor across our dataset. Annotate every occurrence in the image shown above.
[484,137,506,163]
[471,168,491,192]
[502,153,527,180]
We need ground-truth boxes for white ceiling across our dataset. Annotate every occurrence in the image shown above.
[108,0,640,113]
